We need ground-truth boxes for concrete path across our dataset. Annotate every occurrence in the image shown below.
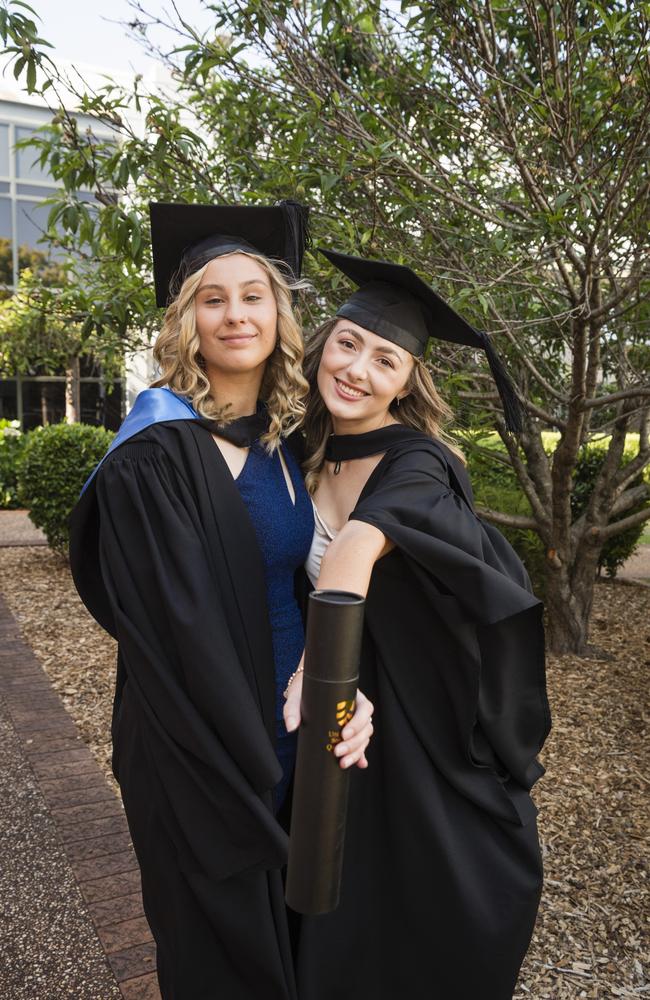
[617,542,650,581]
[0,510,46,547]
[0,594,161,1000]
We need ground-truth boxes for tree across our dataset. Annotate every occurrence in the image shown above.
[4,0,649,652]
[0,1,161,412]
[0,262,131,421]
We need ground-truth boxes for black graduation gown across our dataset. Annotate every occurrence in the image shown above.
[69,420,297,1000]
[296,433,551,1000]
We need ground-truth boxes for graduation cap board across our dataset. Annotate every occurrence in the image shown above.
[319,248,524,433]
[150,201,310,308]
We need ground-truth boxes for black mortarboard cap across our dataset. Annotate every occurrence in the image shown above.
[320,248,523,433]
[150,200,310,308]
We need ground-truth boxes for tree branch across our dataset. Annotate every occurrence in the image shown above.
[593,506,650,542]
[475,506,539,531]
[581,386,650,410]
[614,445,650,492]
[495,415,550,528]
[611,484,650,517]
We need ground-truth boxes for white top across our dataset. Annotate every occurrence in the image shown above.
[305,502,337,586]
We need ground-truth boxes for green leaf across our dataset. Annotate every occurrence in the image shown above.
[319,172,340,194]
[26,55,36,93]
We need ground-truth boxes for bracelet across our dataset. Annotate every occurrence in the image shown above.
[283,665,304,700]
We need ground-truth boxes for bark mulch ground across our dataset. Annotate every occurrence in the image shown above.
[0,545,648,999]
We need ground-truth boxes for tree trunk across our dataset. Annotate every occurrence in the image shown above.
[543,542,601,654]
[65,356,80,423]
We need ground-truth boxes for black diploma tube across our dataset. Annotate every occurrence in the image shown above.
[285,589,365,915]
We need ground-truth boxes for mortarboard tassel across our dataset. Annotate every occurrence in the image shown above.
[476,331,525,434]
[277,199,311,280]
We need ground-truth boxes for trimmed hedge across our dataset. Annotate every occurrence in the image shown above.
[17,423,114,552]
[0,420,27,509]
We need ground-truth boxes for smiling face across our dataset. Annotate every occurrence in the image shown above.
[194,253,278,380]
[316,318,414,433]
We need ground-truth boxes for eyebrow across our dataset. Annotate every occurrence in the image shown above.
[337,327,404,362]
[198,279,269,292]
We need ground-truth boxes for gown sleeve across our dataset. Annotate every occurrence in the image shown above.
[87,438,286,878]
[350,441,551,820]
[351,442,539,625]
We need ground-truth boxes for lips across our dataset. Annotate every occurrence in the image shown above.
[220,333,257,344]
[334,377,369,400]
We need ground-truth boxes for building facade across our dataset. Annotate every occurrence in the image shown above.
[0,92,127,431]
[0,52,174,430]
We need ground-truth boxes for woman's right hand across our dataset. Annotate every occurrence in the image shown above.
[283,664,374,770]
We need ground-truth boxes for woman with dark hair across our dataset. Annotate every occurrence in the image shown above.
[70,209,374,1000]
[285,250,551,1000]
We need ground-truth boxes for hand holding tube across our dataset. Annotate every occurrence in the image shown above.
[283,661,373,770]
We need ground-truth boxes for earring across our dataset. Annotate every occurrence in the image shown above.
[396,396,401,408]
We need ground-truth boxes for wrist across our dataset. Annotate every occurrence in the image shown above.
[283,664,304,699]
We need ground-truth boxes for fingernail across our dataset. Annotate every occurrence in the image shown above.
[286,717,298,732]
[342,757,354,768]
[334,743,348,757]
[342,726,354,740]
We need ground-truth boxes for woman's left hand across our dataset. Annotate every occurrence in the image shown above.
[283,662,374,770]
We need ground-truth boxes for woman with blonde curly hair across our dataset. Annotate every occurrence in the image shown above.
[286,250,550,1000]
[69,206,373,1000]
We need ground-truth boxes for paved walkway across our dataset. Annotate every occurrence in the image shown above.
[0,510,46,547]
[0,594,160,1000]
[617,542,650,580]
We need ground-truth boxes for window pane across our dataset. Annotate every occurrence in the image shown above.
[15,127,50,182]
[80,380,102,425]
[103,382,123,431]
[0,197,13,238]
[0,198,13,286]
[0,380,18,422]
[17,183,59,199]
[80,356,100,378]
[0,124,9,177]
[22,381,66,430]
[80,380,123,430]
[0,181,9,194]
[16,200,63,274]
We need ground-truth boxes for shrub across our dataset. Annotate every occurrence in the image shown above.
[571,448,649,578]
[466,449,547,596]
[17,423,114,552]
[0,419,27,509]
[467,440,649,590]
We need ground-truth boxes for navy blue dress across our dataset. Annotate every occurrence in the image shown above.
[235,439,314,808]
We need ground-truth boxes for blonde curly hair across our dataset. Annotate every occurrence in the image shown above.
[151,252,310,451]
[302,318,465,492]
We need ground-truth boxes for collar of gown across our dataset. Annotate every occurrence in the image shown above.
[325,423,427,463]
[196,406,269,448]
